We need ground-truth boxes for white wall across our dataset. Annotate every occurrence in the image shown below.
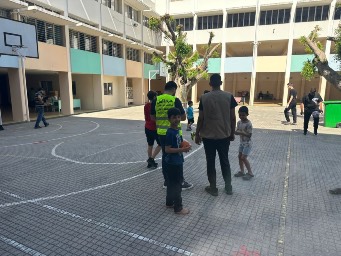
[103,75,125,108]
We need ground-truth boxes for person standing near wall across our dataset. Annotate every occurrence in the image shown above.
[284,82,297,125]
[34,88,49,129]
[300,88,323,135]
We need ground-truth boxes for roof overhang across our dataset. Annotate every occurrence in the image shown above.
[0,0,28,10]
[124,0,151,11]
[18,6,75,25]
[69,21,108,37]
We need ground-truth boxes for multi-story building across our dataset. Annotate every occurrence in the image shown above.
[1,0,341,123]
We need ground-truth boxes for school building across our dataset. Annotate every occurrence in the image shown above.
[1,0,341,123]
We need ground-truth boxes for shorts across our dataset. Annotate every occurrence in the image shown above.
[239,143,252,156]
[188,118,194,124]
[145,127,161,146]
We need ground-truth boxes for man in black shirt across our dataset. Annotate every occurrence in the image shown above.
[300,88,323,135]
[284,82,297,125]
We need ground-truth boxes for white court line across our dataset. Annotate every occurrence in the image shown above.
[99,131,143,135]
[0,192,193,256]
[0,121,100,148]
[0,144,203,208]
[0,235,46,256]
[0,124,63,140]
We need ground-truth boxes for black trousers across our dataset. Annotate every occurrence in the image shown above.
[165,163,183,212]
[159,135,168,184]
[202,138,232,191]
[304,110,319,133]
[284,103,297,123]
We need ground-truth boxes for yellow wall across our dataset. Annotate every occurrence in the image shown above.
[126,60,142,78]
[103,75,126,108]
[256,56,287,72]
[26,43,68,72]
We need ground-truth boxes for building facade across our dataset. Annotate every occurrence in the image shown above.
[0,0,341,123]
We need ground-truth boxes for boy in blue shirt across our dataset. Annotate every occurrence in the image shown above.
[165,107,191,215]
[186,101,194,131]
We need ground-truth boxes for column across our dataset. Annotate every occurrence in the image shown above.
[123,44,128,107]
[283,0,298,106]
[276,72,282,100]
[94,35,104,110]
[232,73,237,95]
[8,68,26,122]
[249,0,261,106]
[60,25,74,115]
[220,9,227,91]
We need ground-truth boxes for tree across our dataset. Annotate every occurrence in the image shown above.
[149,14,220,102]
[300,25,341,91]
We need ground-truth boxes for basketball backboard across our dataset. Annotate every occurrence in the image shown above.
[0,17,39,58]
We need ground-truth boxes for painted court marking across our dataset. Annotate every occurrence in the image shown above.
[0,144,202,208]
[0,121,100,148]
[0,235,46,256]
[1,192,193,255]
[276,132,292,256]
[0,124,63,140]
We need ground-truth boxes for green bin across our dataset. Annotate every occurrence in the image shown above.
[323,101,341,128]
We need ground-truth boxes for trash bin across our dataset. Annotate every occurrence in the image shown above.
[323,101,341,128]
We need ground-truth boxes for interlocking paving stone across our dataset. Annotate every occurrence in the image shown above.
[0,105,340,255]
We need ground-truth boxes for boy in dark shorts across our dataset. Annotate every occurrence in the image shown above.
[165,107,191,215]
[144,91,161,168]
[186,101,194,131]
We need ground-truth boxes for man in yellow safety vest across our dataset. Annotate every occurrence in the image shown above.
[151,81,193,190]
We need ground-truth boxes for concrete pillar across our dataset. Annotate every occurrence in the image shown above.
[59,72,73,115]
[276,73,282,100]
[283,0,298,106]
[220,9,227,91]
[93,75,104,109]
[300,78,306,99]
[8,68,26,122]
[232,73,237,96]
[249,0,261,106]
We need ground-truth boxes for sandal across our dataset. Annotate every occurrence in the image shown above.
[242,173,254,180]
[329,188,341,195]
[234,172,245,177]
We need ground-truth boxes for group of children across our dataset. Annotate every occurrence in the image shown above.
[144,91,254,215]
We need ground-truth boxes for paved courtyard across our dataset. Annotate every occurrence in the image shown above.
[0,105,340,256]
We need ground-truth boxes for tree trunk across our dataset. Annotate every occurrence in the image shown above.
[315,61,341,91]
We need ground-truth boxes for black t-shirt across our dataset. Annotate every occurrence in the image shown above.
[150,97,185,115]
[289,88,297,103]
[302,92,323,111]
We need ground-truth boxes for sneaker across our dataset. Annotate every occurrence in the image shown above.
[234,171,245,177]
[166,204,174,208]
[182,181,193,191]
[291,122,297,125]
[175,208,190,215]
[314,131,318,135]
[225,185,233,195]
[147,158,158,169]
[190,132,196,141]
[44,123,49,127]
[283,121,290,125]
[0,125,4,131]
[303,131,307,135]
[34,126,42,129]
[205,186,218,196]
[242,173,254,180]
[186,128,191,131]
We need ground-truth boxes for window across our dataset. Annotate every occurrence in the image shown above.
[70,30,97,53]
[295,5,329,22]
[173,17,193,31]
[23,17,64,46]
[334,7,341,19]
[226,12,256,28]
[259,9,291,25]
[102,40,122,57]
[102,0,121,13]
[143,16,149,28]
[126,47,140,61]
[72,81,77,95]
[144,53,153,65]
[0,9,9,18]
[126,5,139,23]
[198,15,223,30]
[104,83,113,95]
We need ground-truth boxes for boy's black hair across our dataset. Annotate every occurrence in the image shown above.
[188,100,193,105]
[209,74,222,87]
[238,106,249,115]
[204,90,210,94]
[147,90,157,101]
[168,107,181,118]
[164,81,178,91]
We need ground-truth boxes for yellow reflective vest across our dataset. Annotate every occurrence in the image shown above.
[155,94,182,135]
